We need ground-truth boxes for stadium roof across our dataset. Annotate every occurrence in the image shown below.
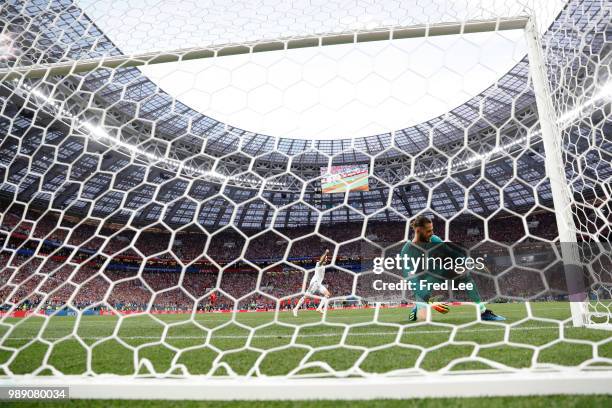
[0,0,609,228]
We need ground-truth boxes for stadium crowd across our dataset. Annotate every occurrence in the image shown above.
[0,208,576,313]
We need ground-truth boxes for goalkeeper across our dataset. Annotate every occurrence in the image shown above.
[401,215,505,322]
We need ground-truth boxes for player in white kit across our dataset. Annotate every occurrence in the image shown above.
[293,249,330,317]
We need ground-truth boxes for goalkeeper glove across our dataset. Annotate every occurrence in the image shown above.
[430,302,450,314]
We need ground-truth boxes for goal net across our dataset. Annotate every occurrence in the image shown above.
[0,0,610,400]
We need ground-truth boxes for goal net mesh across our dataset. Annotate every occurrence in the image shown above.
[0,0,610,385]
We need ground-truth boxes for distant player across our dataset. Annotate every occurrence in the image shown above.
[209,291,217,311]
[293,249,331,317]
[401,215,505,322]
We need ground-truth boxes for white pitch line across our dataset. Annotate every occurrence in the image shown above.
[2,305,572,325]
[4,325,560,341]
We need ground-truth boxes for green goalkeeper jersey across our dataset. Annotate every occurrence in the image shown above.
[400,235,463,279]
[400,235,482,305]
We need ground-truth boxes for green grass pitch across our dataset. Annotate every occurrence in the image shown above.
[1,302,610,377]
[5,395,612,408]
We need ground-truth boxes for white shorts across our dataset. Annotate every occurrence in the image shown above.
[306,279,327,296]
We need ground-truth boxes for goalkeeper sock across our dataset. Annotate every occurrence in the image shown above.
[456,275,487,314]
[463,275,485,309]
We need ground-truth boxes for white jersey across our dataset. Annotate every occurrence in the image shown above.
[313,261,325,283]
[306,261,327,295]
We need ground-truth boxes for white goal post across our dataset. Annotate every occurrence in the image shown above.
[3,371,612,400]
